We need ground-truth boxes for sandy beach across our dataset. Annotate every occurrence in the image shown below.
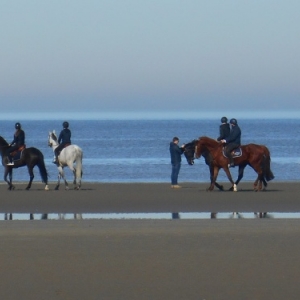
[1,182,300,299]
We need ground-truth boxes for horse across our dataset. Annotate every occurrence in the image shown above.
[184,137,274,191]
[184,140,227,191]
[48,131,83,190]
[0,136,49,190]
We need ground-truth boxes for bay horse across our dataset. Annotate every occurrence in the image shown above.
[184,137,274,191]
[48,131,83,190]
[0,136,49,190]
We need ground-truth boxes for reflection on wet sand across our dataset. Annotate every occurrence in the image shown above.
[2,212,299,221]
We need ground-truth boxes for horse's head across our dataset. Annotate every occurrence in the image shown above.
[48,130,58,147]
[183,140,197,165]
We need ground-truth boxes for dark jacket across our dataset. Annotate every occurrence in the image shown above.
[11,129,25,146]
[58,128,71,145]
[225,125,241,145]
[169,142,184,164]
[217,123,230,141]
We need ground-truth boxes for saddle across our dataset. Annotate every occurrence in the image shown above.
[222,146,242,158]
[10,145,26,160]
[58,143,71,155]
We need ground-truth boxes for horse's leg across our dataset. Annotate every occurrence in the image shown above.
[4,167,14,190]
[55,166,64,190]
[207,166,220,191]
[26,165,34,190]
[208,163,223,191]
[252,165,264,192]
[223,166,237,192]
[67,163,80,190]
[229,165,246,191]
[60,166,70,190]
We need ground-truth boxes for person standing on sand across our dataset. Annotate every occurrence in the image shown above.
[169,136,185,188]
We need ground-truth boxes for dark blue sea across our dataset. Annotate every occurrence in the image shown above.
[0,119,299,183]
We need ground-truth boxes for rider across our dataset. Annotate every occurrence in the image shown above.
[53,121,71,164]
[217,116,230,141]
[7,122,26,166]
[221,118,241,168]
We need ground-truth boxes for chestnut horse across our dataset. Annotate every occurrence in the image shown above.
[184,137,274,191]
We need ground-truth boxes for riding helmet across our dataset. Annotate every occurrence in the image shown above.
[15,122,21,129]
[230,118,238,125]
[63,121,69,128]
[221,117,228,123]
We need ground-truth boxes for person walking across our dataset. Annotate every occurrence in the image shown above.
[221,118,241,168]
[169,136,185,188]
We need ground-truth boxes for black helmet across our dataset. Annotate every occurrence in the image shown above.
[63,121,69,128]
[15,122,21,129]
[221,117,228,123]
[230,118,238,125]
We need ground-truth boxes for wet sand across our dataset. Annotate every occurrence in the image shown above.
[1,182,300,299]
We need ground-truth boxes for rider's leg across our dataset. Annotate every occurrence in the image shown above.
[226,144,236,167]
[6,145,18,165]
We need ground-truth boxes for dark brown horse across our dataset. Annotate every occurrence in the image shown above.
[184,137,274,191]
[0,136,49,190]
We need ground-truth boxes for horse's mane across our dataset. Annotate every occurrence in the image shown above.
[51,132,58,141]
[0,136,9,146]
[198,136,219,146]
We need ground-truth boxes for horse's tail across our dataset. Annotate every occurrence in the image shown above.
[262,146,275,182]
[37,155,49,184]
[75,147,83,183]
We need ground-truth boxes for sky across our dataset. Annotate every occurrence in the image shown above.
[1,0,300,120]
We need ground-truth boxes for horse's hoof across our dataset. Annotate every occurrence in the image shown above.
[233,184,237,192]
[55,186,59,190]
[44,185,49,191]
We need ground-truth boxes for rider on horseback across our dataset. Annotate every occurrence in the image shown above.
[221,118,241,168]
[53,121,71,164]
[6,122,25,166]
[217,116,230,141]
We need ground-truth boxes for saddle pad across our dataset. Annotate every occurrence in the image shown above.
[222,147,242,158]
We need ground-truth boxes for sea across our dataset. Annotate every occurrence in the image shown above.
[0,119,299,184]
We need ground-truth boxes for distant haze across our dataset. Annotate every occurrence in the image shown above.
[1,0,299,119]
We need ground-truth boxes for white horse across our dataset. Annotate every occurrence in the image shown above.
[48,130,83,190]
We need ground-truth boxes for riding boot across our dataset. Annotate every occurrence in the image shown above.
[53,156,58,164]
[228,154,234,168]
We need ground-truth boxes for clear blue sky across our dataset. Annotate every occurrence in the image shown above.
[1,0,300,119]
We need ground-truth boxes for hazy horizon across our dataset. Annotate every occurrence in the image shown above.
[1,1,300,118]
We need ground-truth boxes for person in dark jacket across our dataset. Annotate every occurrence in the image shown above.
[217,116,230,141]
[169,136,185,188]
[6,122,25,165]
[53,121,71,164]
[221,118,241,168]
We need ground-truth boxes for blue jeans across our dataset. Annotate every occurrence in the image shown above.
[171,163,181,185]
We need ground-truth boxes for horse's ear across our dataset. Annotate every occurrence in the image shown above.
[53,130,56,134]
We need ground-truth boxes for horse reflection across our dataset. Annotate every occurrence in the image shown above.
[4,213,82,220]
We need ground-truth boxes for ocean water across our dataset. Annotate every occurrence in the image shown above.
[0,119,299,183]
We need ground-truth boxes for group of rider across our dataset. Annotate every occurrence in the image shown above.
[169,116,241,188]
[217,117,241,168]
[6,121,72,166]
